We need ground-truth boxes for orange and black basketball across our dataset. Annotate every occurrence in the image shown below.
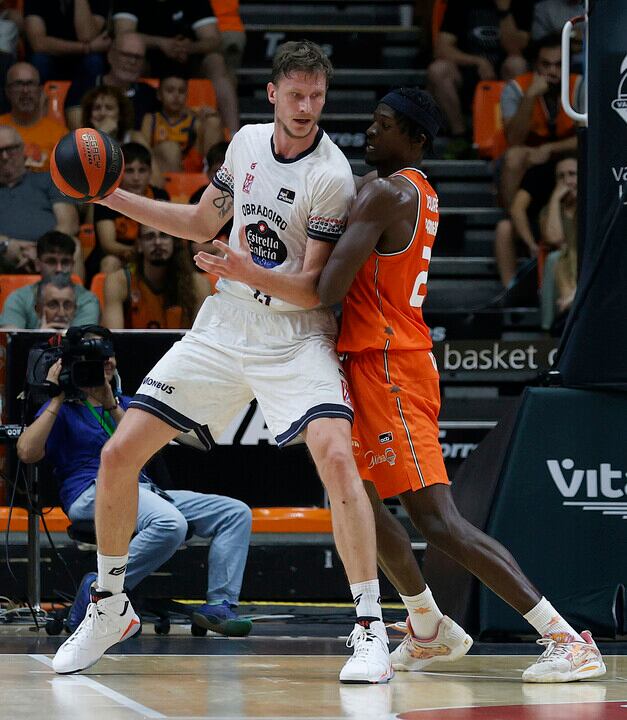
[50,128,124,202]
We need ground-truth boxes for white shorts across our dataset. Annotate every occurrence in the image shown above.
[129,292,354,447]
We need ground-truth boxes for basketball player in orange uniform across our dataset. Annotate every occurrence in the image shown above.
[318,88,605,683]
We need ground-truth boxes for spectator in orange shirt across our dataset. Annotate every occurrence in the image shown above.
[0,62,67,172]
[102,222,211,329]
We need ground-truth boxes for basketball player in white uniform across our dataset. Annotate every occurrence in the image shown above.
[53,40,392,684]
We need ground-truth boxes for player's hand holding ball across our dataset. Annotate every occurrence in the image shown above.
[50,128,124,203]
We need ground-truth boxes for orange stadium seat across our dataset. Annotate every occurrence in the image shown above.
[163,172,207,204]
[141,78,217,110]
[43,80,71,125]
[472,80,507,159]
[187,79,217,110]
[0,274,40,311]
[0,506,332,534]
[431,0,448,46]
[90,272,106,310]
[0,273,83,312]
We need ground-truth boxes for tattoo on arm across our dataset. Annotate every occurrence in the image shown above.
[212,190,233,219]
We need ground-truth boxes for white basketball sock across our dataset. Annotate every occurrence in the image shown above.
[400,586,444,639]
[523,597,583,641]
[350,579,383,622]
[97,553,128,595]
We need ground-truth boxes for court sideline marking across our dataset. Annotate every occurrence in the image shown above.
[28,654,166,718]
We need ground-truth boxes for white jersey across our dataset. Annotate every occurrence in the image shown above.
[212,122,356,312]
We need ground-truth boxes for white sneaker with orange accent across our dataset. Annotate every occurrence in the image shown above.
[390,616,473,671]
[522,631,606,683]
[339,620,394,684]
[53,591,141,674]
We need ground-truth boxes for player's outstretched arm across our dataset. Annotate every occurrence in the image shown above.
[318,179,397,306]
[97,183,234,244]
[194,227,331,309]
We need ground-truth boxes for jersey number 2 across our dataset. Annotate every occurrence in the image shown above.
[409,246,432,308]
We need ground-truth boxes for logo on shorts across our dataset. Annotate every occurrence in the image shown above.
[142,376,175,395]
[352,438,361,455]
[378,431,393,444]
[242,172,255,194]
[365,448,397,469]
[277,187,295,204]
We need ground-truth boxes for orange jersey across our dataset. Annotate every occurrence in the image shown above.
[124,267,184,330]
[0,115,67,172]
[146,110,197,154]
[338,167,439,353]
[511,73,579,146]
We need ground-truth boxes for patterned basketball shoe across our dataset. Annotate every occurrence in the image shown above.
[390,615,473,671]
[522,631,606,682]
[339,620,394,684]
[53,589,141,674]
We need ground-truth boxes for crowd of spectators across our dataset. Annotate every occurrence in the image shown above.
[0,0,584,334]
[0,0,244,331]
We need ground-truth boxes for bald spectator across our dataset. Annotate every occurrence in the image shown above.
[0,126,80,274]
[0,62,68,172]
[65,32,160,132]
[23,0,110,84]
[113,0,240,138]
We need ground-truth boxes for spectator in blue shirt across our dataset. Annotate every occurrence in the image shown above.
[17,325,253,637]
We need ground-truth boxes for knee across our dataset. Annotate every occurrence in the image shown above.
[495,218,513,244]
[427,58,455,85]
[100,433,142,482]
[502,146,527,172]
[154,511,188,548]
[100,254,123,273]
[228,500,253,533]
[501,55,528,81]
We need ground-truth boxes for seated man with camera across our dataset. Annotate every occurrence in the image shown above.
[17,325,253,639]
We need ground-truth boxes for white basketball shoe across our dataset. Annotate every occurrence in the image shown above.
[522,631,606,682]
[339,620,394,684]
[390,615,473,671]
[53,589,141,674]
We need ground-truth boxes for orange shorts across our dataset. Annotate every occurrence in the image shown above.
[343,349,450,499]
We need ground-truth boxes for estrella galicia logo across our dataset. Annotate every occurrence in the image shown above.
[277,187,295,204]
[142,376,175,394]
[611,54,627,125]
[379,431,393,444]
[245,221,288,269]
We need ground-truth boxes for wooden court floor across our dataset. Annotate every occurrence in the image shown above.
[1,639,625,720]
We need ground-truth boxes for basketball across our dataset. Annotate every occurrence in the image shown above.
[50,128,125,202]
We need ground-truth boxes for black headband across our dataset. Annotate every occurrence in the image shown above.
[379,91,440,141]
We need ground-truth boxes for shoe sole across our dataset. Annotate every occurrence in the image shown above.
[522,661,607,683]
[191,612,253,637]
[392,633,474,672]
[340,669,394,685]
[53,618,142,675]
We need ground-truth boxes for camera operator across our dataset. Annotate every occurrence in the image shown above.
[17,326,253,637]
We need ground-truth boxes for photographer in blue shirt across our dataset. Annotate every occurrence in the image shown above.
[17,326,253,636]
